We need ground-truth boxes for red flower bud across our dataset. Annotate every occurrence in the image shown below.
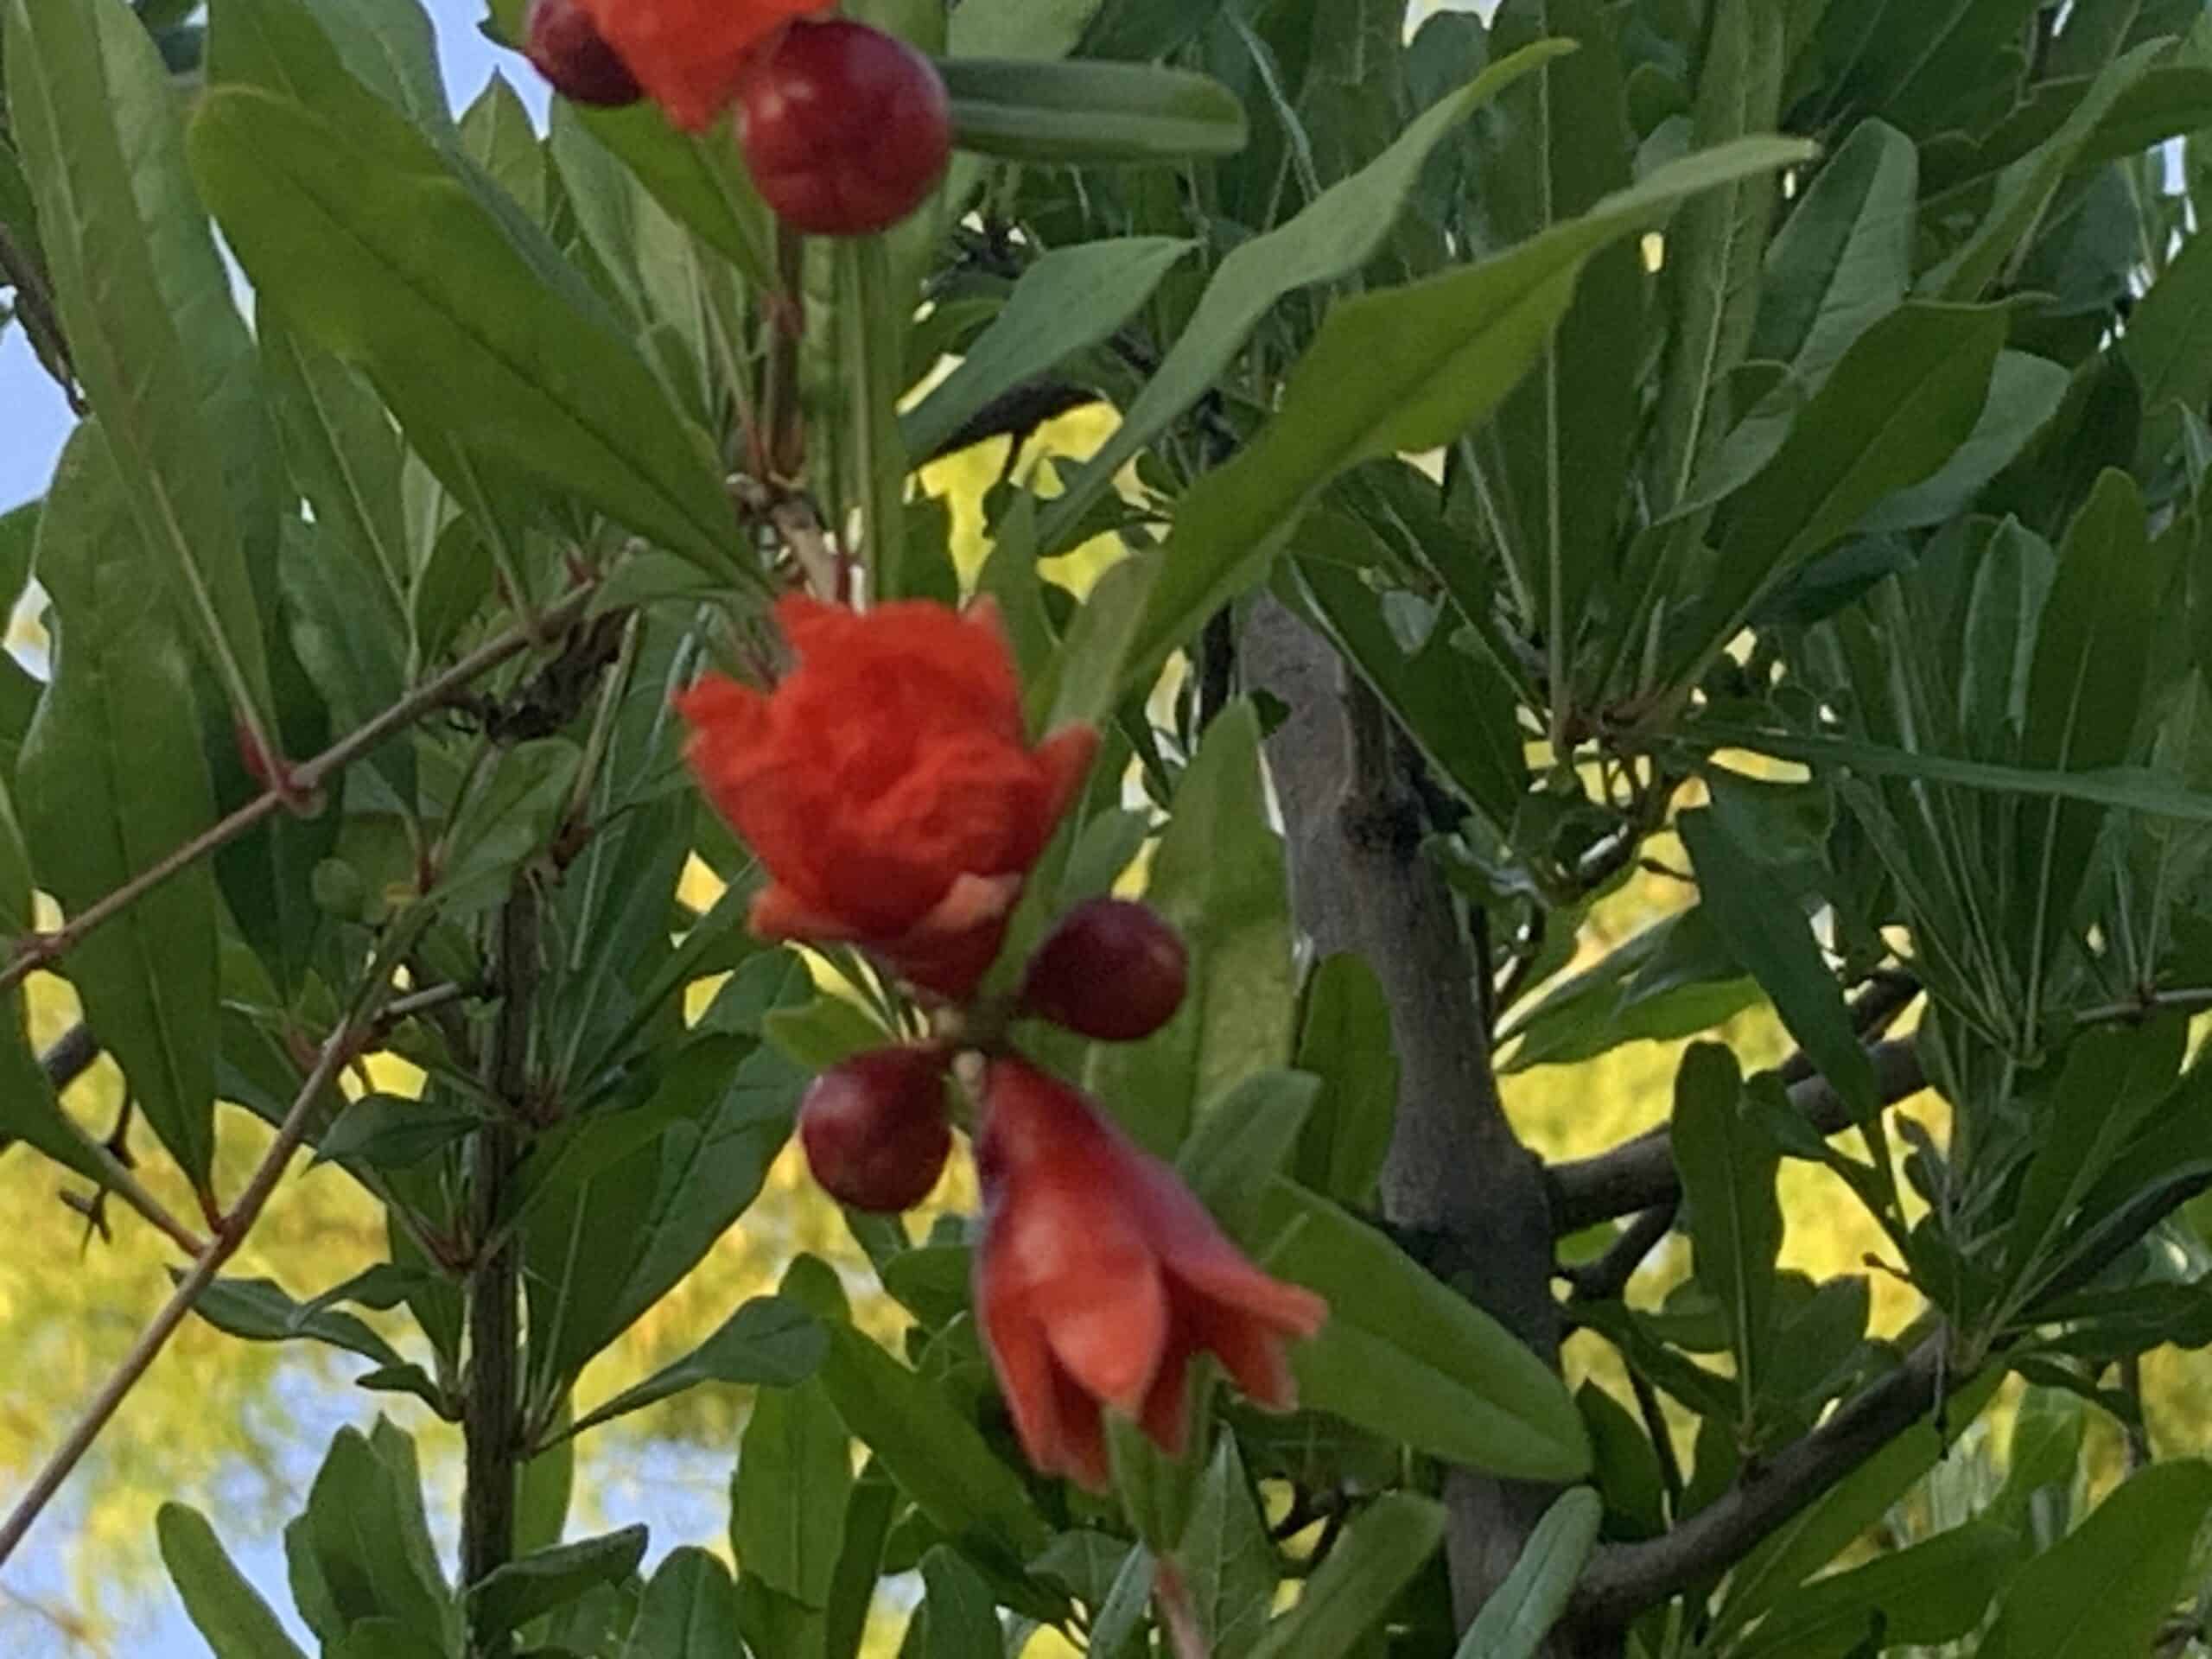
[1019,899,1190,1042]
[524,0,643,108]
[737,20,952,237]
[798,1046,953,1213]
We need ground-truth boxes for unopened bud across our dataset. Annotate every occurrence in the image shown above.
[1019,899,1189,1043]
[524,0,642,108]
[799,1046,953,1212]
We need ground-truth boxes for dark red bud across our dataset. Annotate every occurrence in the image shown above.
[524,0,643,108]
[1019,898,1190,1043]
[736,19,951,237]
[798,1046,953,1212]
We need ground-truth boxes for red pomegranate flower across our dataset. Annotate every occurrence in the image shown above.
[677,595,1096,1001]
[974,1058,1328,1491]
[575,0,827,130]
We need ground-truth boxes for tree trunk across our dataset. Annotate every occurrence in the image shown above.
[1248,602,1608,1655]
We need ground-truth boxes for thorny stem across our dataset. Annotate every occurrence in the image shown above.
[0,928,421,1569]
[0,582,600,1000]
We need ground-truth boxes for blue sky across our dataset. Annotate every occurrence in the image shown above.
[0,0,549,513]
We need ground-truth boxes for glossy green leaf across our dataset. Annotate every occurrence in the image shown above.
[569,1295,828,1439]
[1733,1522,2023,1659]
[299,1425,455,1653]
[813,1321,1050,1561]
[1497,906,1758,1073]
[734,1376,853,1609]
[2123,200,2212,467]
[1179,1437,1275,1659]
[158,1503,310,1659]
[1248,1494,1443,1659]
[1290,953,1399,1205]
[469,1527,648,1637]
[762,996,893,1071]
[4,0,280,737]
[1751,120,1916,389]
[1663,302,2007,696]
[1261,1180,1591,1481]
[1670,1043,1781,1416]
[1176,1070,1319,1243]
[939,58,1247,162]
[1680,808,1878,1117]
[1036,41,1576,552]
[1453,1487,1602,1659]
[458,72,546,226]
[625,1548,744,1659]
[187,84,741,574]
[315,1093,476,1171]
[188,1275,410,1375]
[901,236,1192,462]
[20,423,219,1184]
[435,739,582,913]
[1086,703,1295,1154]
[1859,352,2070,533]
[1982,1461,2212,1659]
[918,1547,1001,1658]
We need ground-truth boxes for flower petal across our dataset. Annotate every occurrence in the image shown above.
[1040,1252,1168,1417]
[1136,1338,1196,1459]
[748,882,858,943]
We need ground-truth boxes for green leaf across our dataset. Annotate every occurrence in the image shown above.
[1260,1180,1591,1481]
[1035,42,1576,553]
[1982,1461,2212,1659]
[1859,352,2071,533]
[2122,203,2212,467]
[158,1503,310,1659]
[1111,137,1811,708]
[939,57,1247,162]
[900,236,1192,462]
[1662,302,2009,696]
[315,1094,479,1171]
[569,1295,828,1439]
[1497,906,1758,1073]
[469,1528,648,1638]
[1086,703,1295,1154]
[1290,953,1398,1205]
[1176,1070,1319,1243]
[762,996,893,1072]
[813,1320,1050,1562]
[1679,808,1877,1117]
[560,100,774,296]
[458,72,546,225]
[435,739,582,912]
[4,0,280,738]
[918,1547,1001,1658]
[1923,41,2170,302]
[1669,1044,1781,1418]
[2018,470,2169,958]
[625,1548,743,1659]
[1732,1522,2024,1659]
[1248,1494,1443,1659]
[1650,0,1789,512]
[300,1425,454,1653]
[187,82,741,574]
[1179,1438,1276,1659]
[1452,1487,1602,1659]
[20,423,220,1184]
[734,1376,853,1609]
[1751,120,1916,389]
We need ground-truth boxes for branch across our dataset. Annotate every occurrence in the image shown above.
[1571,1333,1949,1630]
[0,949,414,1568]
[1,582,599,1000]
[1564,1202,1677,1302]
[1548,1039,1926,1235]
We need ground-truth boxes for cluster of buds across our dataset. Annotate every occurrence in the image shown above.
[524,0,950,237]
[678,597,1325,1491]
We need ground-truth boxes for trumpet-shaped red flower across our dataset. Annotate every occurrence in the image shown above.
[974,1058,1328,1491]
[677,596,1096,1001]
[575,0,826,130]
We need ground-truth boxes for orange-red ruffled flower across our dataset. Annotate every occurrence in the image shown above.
[974,1058,1328,1491]
[677,595,1096,1001]
[575,0,826,130]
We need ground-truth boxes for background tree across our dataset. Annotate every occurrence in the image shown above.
[8,0,2212,1656]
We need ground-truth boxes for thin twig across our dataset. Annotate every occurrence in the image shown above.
[0,944,415,1568]
[1626,1363,1686,1520]
[1565,1202,1678,1302]
[1,583,599,1001]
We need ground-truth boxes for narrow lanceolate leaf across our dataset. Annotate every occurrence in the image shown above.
[21,424,220,1185]
[1453,1488,1602,1659]
[186,86,741,575]
[1651,0,1788,512]
[1751,120,1916,390]
[467,1527,648,1637]
[901,236,1194,461]
[1034,41,1576,552]
[158,1503,310,1659]
[2019,470,2168,963]
[939,57,1249,162]
[1981,1461,2212,1659]
[1108,137,1810,706]
[1732,1522,2022,1659]
[1661,301,2007,698]
[626,1548,745,1659]
[1668,1044,1781,1418]
[4,0,280,743]
[1179,1439,1277,1659]
[1262,1180,1591,1480]
[1248,1495,1444,1659]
